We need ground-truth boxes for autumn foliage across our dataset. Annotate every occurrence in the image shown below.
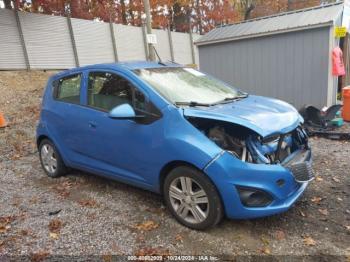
[3,0,335,34]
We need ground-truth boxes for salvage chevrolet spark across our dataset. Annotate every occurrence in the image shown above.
[37,62,313,230]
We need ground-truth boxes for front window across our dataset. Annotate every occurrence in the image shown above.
[87,72,147,112]
[88,72,133,111]
[134,67,243,105]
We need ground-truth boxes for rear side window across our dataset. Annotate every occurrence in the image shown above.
[54,74,81,104]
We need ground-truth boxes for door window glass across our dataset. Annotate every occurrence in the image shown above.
[88,72,135,111]
[134,89,146,111]
[55,74,81,104]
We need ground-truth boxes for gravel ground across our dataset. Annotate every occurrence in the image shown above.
[0,71,350,260]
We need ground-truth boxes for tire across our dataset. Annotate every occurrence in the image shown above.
[163,166,224,230]
[39,139,67,178]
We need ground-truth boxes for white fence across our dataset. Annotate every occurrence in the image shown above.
[0,9,200,70]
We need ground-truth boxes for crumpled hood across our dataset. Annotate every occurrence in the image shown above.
[183,95,303,137]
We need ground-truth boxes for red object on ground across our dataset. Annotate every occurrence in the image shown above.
[343,87,350,122]
[0,112,7,128]
[332,47,346,76]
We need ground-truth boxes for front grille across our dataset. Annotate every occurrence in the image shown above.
[287,162,314,183]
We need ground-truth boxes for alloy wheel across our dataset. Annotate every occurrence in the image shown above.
[40,144,57,174]
[169,176,209,224]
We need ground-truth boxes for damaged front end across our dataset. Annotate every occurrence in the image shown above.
[186,117,313,218]
[188,117,314,183]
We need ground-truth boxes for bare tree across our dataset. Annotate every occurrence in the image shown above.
[233,0,260,20]
[120,0,127,24]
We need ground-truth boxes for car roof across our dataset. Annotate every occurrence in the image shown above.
[54,61,184,78]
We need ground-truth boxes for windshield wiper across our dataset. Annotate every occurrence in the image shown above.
[175,94,249,107]
[175,101,212,107]
[212,94,249,105]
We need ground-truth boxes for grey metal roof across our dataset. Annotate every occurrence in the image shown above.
[196,3,343,46]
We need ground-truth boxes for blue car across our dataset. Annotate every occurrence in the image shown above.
[37,61,313,230]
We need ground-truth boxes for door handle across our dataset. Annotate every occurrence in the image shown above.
[88,121,97,128]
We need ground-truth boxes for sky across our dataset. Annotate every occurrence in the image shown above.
[0,1,4,8]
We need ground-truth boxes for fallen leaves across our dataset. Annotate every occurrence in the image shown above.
[52,180,78,199]
[318,209,329,216]
[24,105,40,118]
[61,180,76,188]
[11,197,22,207]
[10,154,21,160]
[311,197,323,205]
[259,247,271,255]
[52,185,70,199]
[0,216,16,234]
[315,176,324,182]
[30,251,50,262]
[48,219,62,234]
[274,230,286,240]
[78,199,99,208]
[48,219,63,240]
[20,229,29,236]
[133,220,159,231]
[259,236,271,255]
[49,232,59,240]
[0,236,17,250]
[29,196,39,205]
[175,234,183,242]
[303,236,316,246]
[260,236,269,246]
[136,234,145,243]
[102,254,113,262]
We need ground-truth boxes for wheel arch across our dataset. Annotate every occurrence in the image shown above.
[36,135,50,148]
[159,160,198,195]
[36,135,69,167]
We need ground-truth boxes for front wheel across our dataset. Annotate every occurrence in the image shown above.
[163,166,224,230]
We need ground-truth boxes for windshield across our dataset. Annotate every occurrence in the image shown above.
[133,67,243,105]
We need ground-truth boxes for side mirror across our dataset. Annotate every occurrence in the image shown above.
[109,104,137,119]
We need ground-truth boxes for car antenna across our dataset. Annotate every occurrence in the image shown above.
[153,46,167,66]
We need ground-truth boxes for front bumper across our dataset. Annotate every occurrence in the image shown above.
[204,150,312,219]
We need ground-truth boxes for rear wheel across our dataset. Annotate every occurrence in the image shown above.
[163,166,223,230]
[39,139,67,178]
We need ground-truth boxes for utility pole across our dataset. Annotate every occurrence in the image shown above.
[143,0,156,61]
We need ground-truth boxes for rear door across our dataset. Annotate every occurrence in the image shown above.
[49,72,88,163]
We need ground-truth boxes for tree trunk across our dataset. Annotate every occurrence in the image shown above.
[168,6,174,31]
[70,0,80,18]
[4,0,12,9]
[129,8,135,25]
[120,0,127,25]
[196,0,203,34]
[244,3,255,20]
[173,3,181,31]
